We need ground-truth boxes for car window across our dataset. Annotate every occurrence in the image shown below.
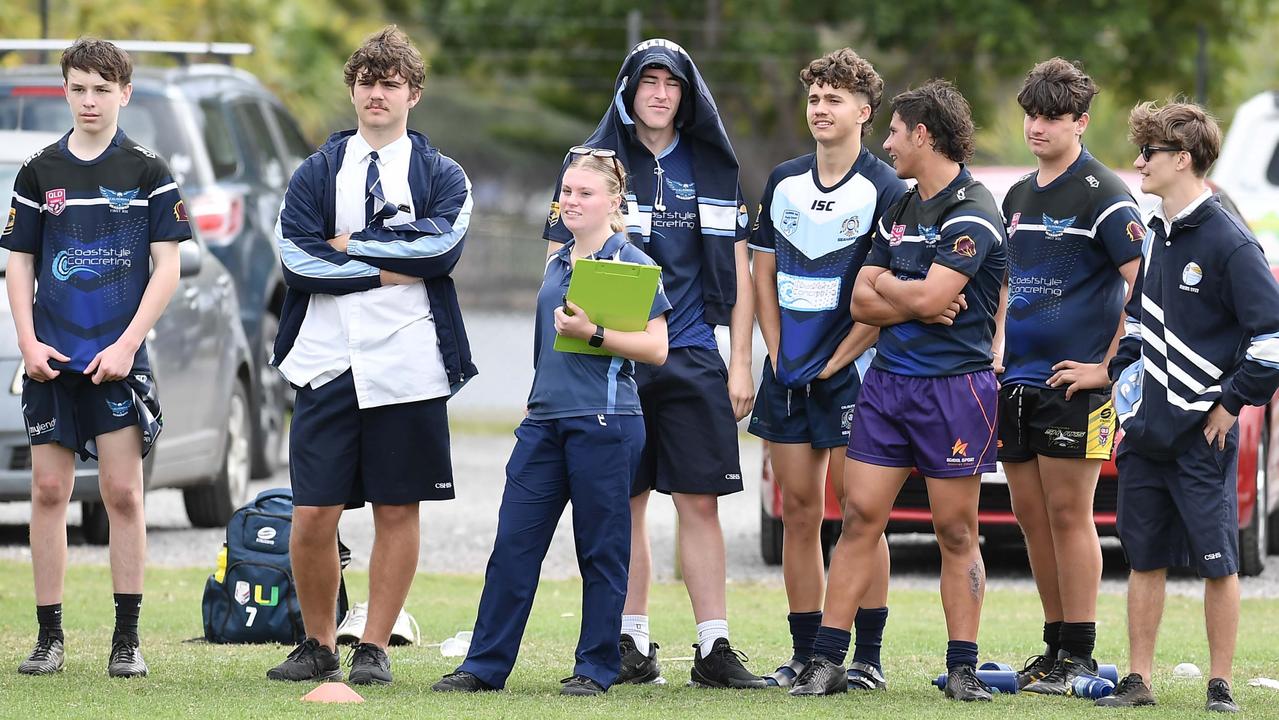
[271,105,312,170]
[231,100,285,189]
[195,98,240,181]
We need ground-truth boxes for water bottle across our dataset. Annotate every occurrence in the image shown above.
[979,662,1013,672]
[1098,664,1119,683]
[1071,675,1115,699]
[932,669,1020,694]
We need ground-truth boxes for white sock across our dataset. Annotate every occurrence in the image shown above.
[697,619,729,658]
[622,614,650,655]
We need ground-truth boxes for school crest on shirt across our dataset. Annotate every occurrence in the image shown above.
[780,209,801,238]
[918,224,940,247]
[840,215,861,239]
[1042,214,1076,239]
[100,186,139,213]
[1126,220,1145,243]
[44,188,66,216]
[664,177,696,201]
[1008,212,1021,236]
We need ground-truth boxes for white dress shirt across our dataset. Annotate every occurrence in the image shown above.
[278,132,451,407]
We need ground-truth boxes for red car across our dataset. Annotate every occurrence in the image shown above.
[759,168,1278,576]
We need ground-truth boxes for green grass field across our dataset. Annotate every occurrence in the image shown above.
[0,561,1276,719]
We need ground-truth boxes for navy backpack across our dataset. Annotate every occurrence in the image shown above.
[202,488,350,643]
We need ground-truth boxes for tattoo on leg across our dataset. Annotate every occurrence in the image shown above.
[968,561,985,601]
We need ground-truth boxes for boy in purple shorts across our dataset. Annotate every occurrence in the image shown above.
[789,80,1007,702]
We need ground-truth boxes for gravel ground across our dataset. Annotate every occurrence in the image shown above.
[1,431,1277,599]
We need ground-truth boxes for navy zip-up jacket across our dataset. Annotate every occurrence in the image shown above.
[272,129,477,393]
[542,38,748,326]
[1109,194,1279,459]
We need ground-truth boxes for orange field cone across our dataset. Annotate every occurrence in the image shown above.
[301,681,365,703]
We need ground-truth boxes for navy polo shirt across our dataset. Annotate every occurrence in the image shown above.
[526,232,672,420]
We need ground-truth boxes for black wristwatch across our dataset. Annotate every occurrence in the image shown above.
[588,324,605,348]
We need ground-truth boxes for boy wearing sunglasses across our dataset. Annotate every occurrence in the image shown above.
[996,58,1143,694]
[543,38,761,689]
[1098,101,1279,714]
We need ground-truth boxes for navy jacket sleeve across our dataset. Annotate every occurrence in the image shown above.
[275,156,382,295]
[345,155,471,280]
[1218,241,1279,414]
[1109,257,1145,382]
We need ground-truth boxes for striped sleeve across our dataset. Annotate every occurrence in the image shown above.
[1219,241,1279,414]
[2,163,43,254]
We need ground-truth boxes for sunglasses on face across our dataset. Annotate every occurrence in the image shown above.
[1139,144,1183,162]
[568,146,626,190]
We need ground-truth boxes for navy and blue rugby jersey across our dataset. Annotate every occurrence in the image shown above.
[749,149,907,388]
[3,129,190,374]
[1002,149,1144,387]
[645,134,717,351]
[867,167,1007,377]
[526,232,672,420]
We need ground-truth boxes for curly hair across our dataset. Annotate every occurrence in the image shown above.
[60,38,132,87]
[799,48,885,137]
[891,80,976,163]
[343,25,427,94]
[1017,57,1098,119]
[1128,100,1221,176]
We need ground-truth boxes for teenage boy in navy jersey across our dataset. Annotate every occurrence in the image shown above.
[748,48,904,691]
[790,80,1006,702]
[1097,101,1279,714]
[997,58,1143,693]
[543,39,761,689]
[4,39,188,678]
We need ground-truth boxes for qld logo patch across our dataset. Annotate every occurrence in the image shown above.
[890,223,906,246]
[45,188,66,216]
[100,186,139,213]
[1042,214,1077,239]
[1008,212,1020,235]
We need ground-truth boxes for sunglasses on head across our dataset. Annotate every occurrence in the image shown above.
[568,146,626,188]
[1139,144,1183,161]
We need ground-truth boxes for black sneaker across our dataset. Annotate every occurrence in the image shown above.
[347,642,391,685]
[1016,653,1055,689]
[107,639,148,678]
[432,670,497,693]
[1206,678,1239,713]
[560,675,606,696]
[617,634,660,684]
[1095,673,1157,707]
[1024,654,1098,695]
[846,660,887,691]
[266,638,342,682]
[690,638,767,689]
[788,655,847,696]
[17,636,65,675]
[944,665,992,702]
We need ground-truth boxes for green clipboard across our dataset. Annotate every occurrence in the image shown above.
[553,257,662,356]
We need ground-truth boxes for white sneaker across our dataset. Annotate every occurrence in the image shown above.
[389,608,420,647]
[336,602,368,645]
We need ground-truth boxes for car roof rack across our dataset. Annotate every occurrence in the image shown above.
[0,40,252,66]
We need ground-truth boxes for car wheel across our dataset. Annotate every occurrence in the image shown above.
[761,507,783,565]
[1239,427,1267,576]
[81,501,110,545]
[184,380,251,528]
[250,311,286,478]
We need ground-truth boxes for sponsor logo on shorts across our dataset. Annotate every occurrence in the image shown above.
[947,438,976,467]
[256,527,277,546]
[1098,425,1111,446]
[435,482,453,489]
[234,580,251,605]
[107,398,133,417]
[1046,427,1084,448]
[725,473,742,481]
[28,418,56,436]
[1204,552,1223,561]
[45,188,66,216]
[1180,262,1203,293]
[841,405,855,430]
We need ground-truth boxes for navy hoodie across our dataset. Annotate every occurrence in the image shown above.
[1109,195,1279,458]
[542,37,748,326]
[272,129,477,394]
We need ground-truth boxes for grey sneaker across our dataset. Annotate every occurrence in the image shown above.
[266,638,342,682]
[18,636,65,675]
[347,642,391,685]
[106,639,148,678]
[1206,678,1239,713]
[1095,673,1157,707]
